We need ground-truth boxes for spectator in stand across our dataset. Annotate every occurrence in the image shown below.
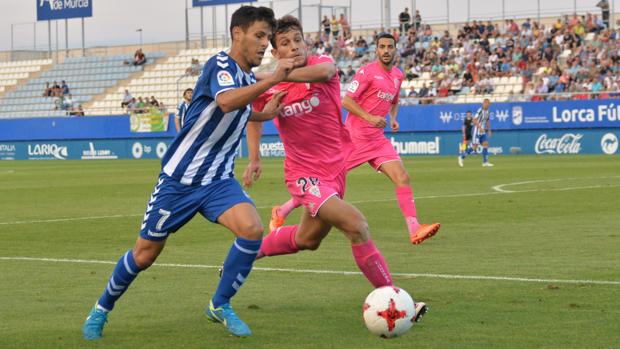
[339,14,350,39]
[71,105,85,117]
[52,81,61,97]
[126,48,146,66]
[185,58,202,76]
[121,89,133,108]
[61,80,70,95]
[62,94,74,110]
[321,15,331,40]
[597,0,610,28]
[413,9,422,30]
[127,98,138,111]
[341,65,356,83]
[136,97,146,112]
[150,96,160,108]
[175,88,192,132]
[399,8,411,34]
[331,15,341,40]
[43,82,52,97]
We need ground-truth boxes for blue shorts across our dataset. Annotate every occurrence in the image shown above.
[474,133,487,145]
[139,174,254,241]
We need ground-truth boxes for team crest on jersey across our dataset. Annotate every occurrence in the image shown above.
[394,78,399,88]
[348,80,359,93]
[217,71,235,86]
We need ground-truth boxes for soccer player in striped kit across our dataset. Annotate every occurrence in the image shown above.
[82,6,296,339]
[459,98,494,167]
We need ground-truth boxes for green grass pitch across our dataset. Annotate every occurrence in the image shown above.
[1,155,619,348]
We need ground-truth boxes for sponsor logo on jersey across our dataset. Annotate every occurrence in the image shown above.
[280,94,321,118]
[377,90,395,102]
[534,133,583,154]
[217,71,235,86]
[348,80,359,93]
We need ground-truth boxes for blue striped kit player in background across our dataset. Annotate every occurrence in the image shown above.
[82,6,295,339]
[458,98,494,167]
[174,88,193,132]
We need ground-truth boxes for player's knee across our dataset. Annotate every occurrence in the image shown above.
[342,217,370,243]
[237,221,264,240]
[394,171,410,186]
[132,249,158,269]
[297,237,322,251]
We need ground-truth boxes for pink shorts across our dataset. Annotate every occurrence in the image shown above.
[285,170,346,217]
[345,136,401,172]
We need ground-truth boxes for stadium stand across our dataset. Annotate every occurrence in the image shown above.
[87,48,273,115]
[0,58,52,99]
[0,52,164,118]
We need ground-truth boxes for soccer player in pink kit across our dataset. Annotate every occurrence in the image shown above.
[269,33,440,245]
[246,17,427,321]
[246,17,422,312]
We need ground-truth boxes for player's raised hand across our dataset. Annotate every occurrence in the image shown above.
[367,115,388,128]
[390,119,400,132]
[242,159,262,188]
[261,90,287,119]
[271,58,296,84]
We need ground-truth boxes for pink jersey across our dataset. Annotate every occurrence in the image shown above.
[344,61,403,140]
[253,55,349,182]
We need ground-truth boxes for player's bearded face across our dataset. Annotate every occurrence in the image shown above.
[376,38,396,65]
[272,29,308,67]
[239,21,272,68]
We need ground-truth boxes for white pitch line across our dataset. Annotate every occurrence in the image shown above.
[1,256,619,286]
[2,182,620,226]
[492,175,620,193]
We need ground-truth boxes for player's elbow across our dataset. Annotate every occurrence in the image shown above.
[218,102,235,114]
[322,64,337,80]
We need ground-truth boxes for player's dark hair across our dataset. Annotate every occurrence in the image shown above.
[466,110,472,113]
[230,6,276,38]
[376,33,396,45]
[184,88,193,95]
[270,15,304,48]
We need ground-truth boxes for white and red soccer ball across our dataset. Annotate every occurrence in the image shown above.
[362,286,416,338]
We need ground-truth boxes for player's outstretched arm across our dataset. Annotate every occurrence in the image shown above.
[342,95,387,128]
[254,62,336,83]
[216,58,295,113]
[284,62,337,83]
[243,121,263,188]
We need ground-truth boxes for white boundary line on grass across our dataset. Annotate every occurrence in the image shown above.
[2,180,620,226]
[1,256,619,286]
[492,175,620,193]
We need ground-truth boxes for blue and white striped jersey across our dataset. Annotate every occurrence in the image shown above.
[474,107,490,133]
[161,51,256,186]
[176,101,190,128]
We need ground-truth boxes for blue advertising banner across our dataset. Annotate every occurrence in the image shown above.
[258,99,620,135]
[36,0,93,21]
[391,99,620,132]
[239,129,620,158]
[0,115,176,142]
[192,0,254,6]
[0,139,173,160]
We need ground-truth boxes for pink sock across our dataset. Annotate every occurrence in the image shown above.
[277,198,299,218]
[395,186,419,230]
[257,225,299,259]
[351,240,393,288]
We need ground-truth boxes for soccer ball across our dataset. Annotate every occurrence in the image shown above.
[362,286,416,338]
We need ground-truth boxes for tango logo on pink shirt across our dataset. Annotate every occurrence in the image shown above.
[376,90,395,103]
[280,94,321,118]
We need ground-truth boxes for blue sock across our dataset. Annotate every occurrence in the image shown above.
[212,237,262,308]
[466,145,474,156]
[97,250,142,312]
[482,147,489,163]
